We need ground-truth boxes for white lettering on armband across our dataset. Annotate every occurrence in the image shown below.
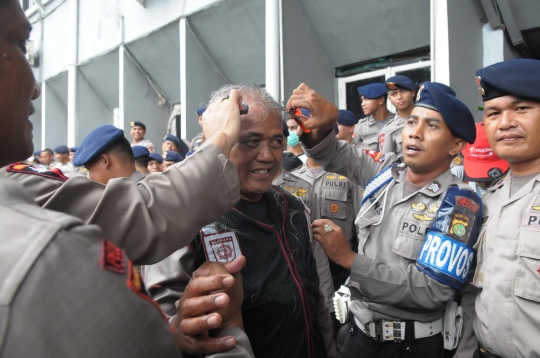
[417,231,475,285]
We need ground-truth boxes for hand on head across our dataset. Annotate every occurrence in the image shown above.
[172,255,246,354]
[202,90,244,158]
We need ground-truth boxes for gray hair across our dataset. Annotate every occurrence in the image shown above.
[208,84,285,120]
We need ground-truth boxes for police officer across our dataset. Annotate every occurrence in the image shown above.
[132,144,150,175]
[130,120,155,152]
[379,75,417,155]
[353,83,394,150]
[163,150,184,169]
[163,133,182,154]
[287,82,480,357]
[335,109,359,144]
[455,59,540,358]
[148,151,164,173]
[52,145,75,177]
[190,108,206,152]
[0,0,252,356]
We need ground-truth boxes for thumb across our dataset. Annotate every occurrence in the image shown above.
[222,255,246,275]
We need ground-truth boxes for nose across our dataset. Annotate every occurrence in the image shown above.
[498,110,517,130]
[256,142,275,163]
[32,83,41,100]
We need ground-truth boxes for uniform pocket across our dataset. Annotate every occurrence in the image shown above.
[513,228,540,302]
[321,188,347,220]
[392,234,425,261]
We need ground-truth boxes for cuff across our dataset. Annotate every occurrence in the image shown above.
[350,254,373,295]
[301,130,336,157]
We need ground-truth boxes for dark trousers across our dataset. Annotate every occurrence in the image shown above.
[336,320,445,358]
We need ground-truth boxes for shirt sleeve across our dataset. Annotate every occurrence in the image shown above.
[302,131,397,188]
[350,254,455,310]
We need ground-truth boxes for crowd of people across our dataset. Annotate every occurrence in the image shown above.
[1,0,540,357]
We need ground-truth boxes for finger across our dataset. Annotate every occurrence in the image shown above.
[229,89,241,111]
[192,336,237,354]
[193,261,230,277]
[180,312,223,336]
[222,255,246,275]
[185,274,234,298]
[182,293,230,319]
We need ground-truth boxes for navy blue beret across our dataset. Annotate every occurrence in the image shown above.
[163,134,181,148]
[415,82,476,144]
[149,152,163,164]
[130,121,146,130]
[73,125,124,166]
[33,150,41,156]
[357,83,387,99]
[416,82,455,102]
[386,75,417,91]
[164,150,184,163]
[475,59,540,102]
[196,108,206,116]
[54,145,69,155]
[337,110,359,126]
[132,145,150,159]
[70,147,78,152]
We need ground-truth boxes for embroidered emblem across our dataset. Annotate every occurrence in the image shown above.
[202,231,242,263]
[537,267,540,275]
[427,203,439,215]
[411,202,427,212]
[326,174,337,180]
[488,168,503,179]
[296,188,308,197]
[428,182,440,193]
[379,133,385,149]
[475,76,485,96]
[365,150,383,162]
[386,82,397,91]
[283,172,292,179]
[416,84,424,102]
[130,121,135,127]
[100,239,125,274]
[338,175,347,180]
[330,204,339,213]
[454,157,462,165]
[6,162,68,182]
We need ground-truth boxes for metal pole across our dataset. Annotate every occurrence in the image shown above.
[265,0,280,101]
[67,0,78,146]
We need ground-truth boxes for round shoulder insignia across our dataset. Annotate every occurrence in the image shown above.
[454,157,462,165]
[330,203,339,213]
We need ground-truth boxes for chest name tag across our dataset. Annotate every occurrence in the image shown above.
[417,232,475,288]
[202,231,242,263]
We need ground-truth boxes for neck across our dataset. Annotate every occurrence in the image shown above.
[373,106,390,121]
[306,157,320,169]
[60,158,69,165]
[509,157,540,176]
[288,145,304,156]
[397,105,413,119]
[405,166,448,187]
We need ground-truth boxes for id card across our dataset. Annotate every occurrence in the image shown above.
[202,231,242,263]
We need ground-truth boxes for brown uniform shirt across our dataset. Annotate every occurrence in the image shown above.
[304,131,472,323]
[0,143,240,265]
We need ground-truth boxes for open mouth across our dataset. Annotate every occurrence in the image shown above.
[406,144,422,154]
[253,169,270,175]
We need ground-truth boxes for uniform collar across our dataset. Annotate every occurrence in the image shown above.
[130,170,146,183]
[393,165,456,197]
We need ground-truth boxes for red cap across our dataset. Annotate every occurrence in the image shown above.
[463,123,509,181]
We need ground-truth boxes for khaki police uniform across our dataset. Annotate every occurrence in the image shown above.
[132,139,155,152]
[304,132,472,342]
[0,142,240,265]
[279,165,362,312]
[459,173,540,358]
[0,178,254,358]
[378,114,406,156]
[52,161,75,178]
[352,113,394,151]
[190,132,204,152]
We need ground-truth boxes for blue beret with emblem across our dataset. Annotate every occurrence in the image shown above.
[132,145,150,159]
[164,150,184,163]
[149,152,163,164]
[33,150,41,156]
[54,145,69,155]
[475,59,540,102]
[357,83,387,99]
[385,75,417,91]
[130,121,146,130]
[337,109,359,126]
[73,125,124,166]
[163,134,181,148]
[196,108,207,116]
[415,82,476,144]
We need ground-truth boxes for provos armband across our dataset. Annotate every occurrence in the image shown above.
[416,187,483,290]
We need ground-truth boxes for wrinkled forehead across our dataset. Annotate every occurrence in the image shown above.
[239,96,283,132]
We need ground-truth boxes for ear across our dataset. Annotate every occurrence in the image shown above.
[99,153,113,170]
[378,96,386,106]
[449,137,467,157]
[347,125,355,134]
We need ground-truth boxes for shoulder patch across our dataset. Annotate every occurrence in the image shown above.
[6,162,68,182]
[283,172,292,179]
[100,239,125,274]
[365,150,384,163]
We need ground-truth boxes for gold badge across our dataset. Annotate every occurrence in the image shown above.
[326,174,337,180]
[386,82,397,91]
[449,213,469,237]
[533,206,540,211]
[427,203,439,215]
[330,204,339,213]
[475,76,485,96]
[454,157,462,165]
[130,121,135,127]
[338,175,347,180]
[296,188,308,197]
[413,213,434,222]
[411,202,426,212]
[416,84,424,102]
[285,186,295,194]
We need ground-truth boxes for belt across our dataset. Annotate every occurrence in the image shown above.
[478,347,503,358]
[354,317,443,341]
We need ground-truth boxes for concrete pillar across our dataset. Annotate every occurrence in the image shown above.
[265,0,280,102]
[67,0,79,146]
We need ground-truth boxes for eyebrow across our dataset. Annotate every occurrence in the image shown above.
[408,114,441,122]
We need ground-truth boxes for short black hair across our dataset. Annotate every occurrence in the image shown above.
[84,136,134,169]
[282,152,303,172]
[41,148,53,156]
[135,157,150,168]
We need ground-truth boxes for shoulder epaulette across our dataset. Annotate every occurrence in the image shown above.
[6,162,68,182]
[361,165,395,205]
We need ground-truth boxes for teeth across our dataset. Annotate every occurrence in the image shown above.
[254,169,268,174]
